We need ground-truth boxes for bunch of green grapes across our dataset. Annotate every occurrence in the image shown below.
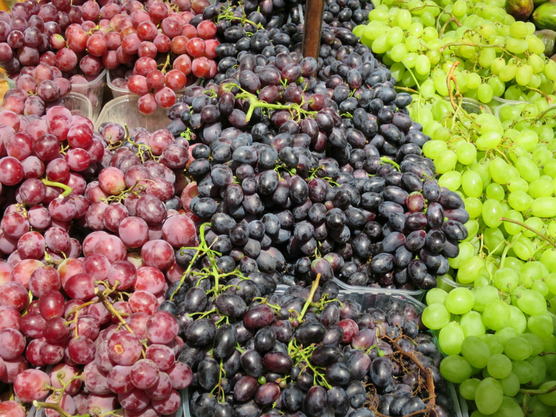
[409,94,556,284]
[425,282,556,416]
[353,0,556,106]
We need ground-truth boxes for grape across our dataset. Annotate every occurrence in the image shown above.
[475,378,503,415]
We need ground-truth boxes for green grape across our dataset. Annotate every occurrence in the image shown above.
[457,255,486,284]
[525,396,554,417]
[500,63,518,82]
[461,311,486,338]
[426,288,449,305]
[484,227,505,255]
[439,322,465,355]
[445,287,475,315]
[422,26,438,41]
[521,333,545,356]
[504,336,533,361]
[540,250,556,274]
[462,170,484,198]
[504,210,523,235]
[543,160,556,178]
[464,219,480,241]
[512,234,535,260]
[506,37,528,54]
[538,381,556,407]
[516,64,533,86]
[478,48,496,69]
[492,396,524,417]
[423,140,448,159]
[371,34,389,54]
[421,304,450,330]
[543,335,556,352]
[433,127,451,143]
[390,43,408,62]
[405,36,420,53]
[457,142,477,165]
[483,334,505,356]
[438,171,462,191]
[489,157,509,185]
[439,355,473,383]
[477,84,494,103]
[483,299,511,331]
[386,27,404,46]
[518,289,548,316]
[476,131,502,150]
[465,73,482,91]
[512,360,534,384]
[527,355,547,387]
[505,256,524,271]
[486,183,505,201]
[491,57,506,75]
[462,336,491,368]
[465,198,483,218]
[523,218,545,239]
[494,267,520,292]
[488,353,513,379]
[496,327,518,344]
[526,34,547,55]
[500,373,521,397]
[546,273,556,295]
[482,199,504,228]
[460,378,481,401]
[395,9,412,29]
[508,191,532,212]
[528,314,555,338]
[530,197,556,217]
[433,75,449,96]
[509,21,527,38]
[508,305,527,334]
[435,149,458,174]
[514,129,539,152]
[470,412,487,417]
[407,22,424,38]
[449,241,476,269]
[474,285,500,311]
[488,77,506,97]
[414,55,431,76]
[529,178,554,198]
[475,378,504,415]
[515,156,541,183]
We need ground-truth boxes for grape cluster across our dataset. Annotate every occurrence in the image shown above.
[160,9,467,290]
[355,0,556,108]
[0,107,197,416]
[165,232,454,417]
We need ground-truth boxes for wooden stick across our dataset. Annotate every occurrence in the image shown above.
[302,0,324,65]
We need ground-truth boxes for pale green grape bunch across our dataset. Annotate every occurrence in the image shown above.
[353,0,556,108]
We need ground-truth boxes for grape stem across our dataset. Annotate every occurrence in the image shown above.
[298,273,322,322]
[446,60,461,113]
[500,217,556,249]
[41,179,73,197]
[521,384,556,396]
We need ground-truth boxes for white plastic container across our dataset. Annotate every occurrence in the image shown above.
[6,69,105,122]
[69,69,107,121]
[107,68,131,99]
[332,277,425,302]
[442,97,493,115]
[94,94,171,132]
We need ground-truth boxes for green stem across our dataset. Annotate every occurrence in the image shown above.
[41,179,73,197]
[500,218,556,249]
[298,274,321,322]
[521,384,556,395]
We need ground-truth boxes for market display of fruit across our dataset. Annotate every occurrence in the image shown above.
[2,0,556,414]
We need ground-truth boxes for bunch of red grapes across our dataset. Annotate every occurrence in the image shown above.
[0,0,218,116]
[111,16,219,115]
[0,67,199,414]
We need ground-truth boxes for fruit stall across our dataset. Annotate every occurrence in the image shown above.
[0,0,556,415]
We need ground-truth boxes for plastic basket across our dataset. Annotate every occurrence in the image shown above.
[6,70,105,122]
[442,97,493,115]
[94,94,171,132]
[436,275,473,293]
[68,69,106,121]
[1,91,93,120]
[332,277,425,302]
[106,69,131,99]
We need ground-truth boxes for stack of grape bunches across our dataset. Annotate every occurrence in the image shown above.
[356,0,556,415]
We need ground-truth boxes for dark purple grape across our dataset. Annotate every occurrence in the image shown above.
[326,362,351,386]
[255,383,280,406]
[234,376,259,402]
[262,351,293,374]
[426,202,444,229]
[240,350,264,377]
[185,318,216,347]
[311,345,343,366]
[198,358,220,390]
[282,384,303,412]
[407,259,427,284]
[214,324,238,359]
[215,294,248,318]
[244,304,275,329]
[423,180,440,201]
